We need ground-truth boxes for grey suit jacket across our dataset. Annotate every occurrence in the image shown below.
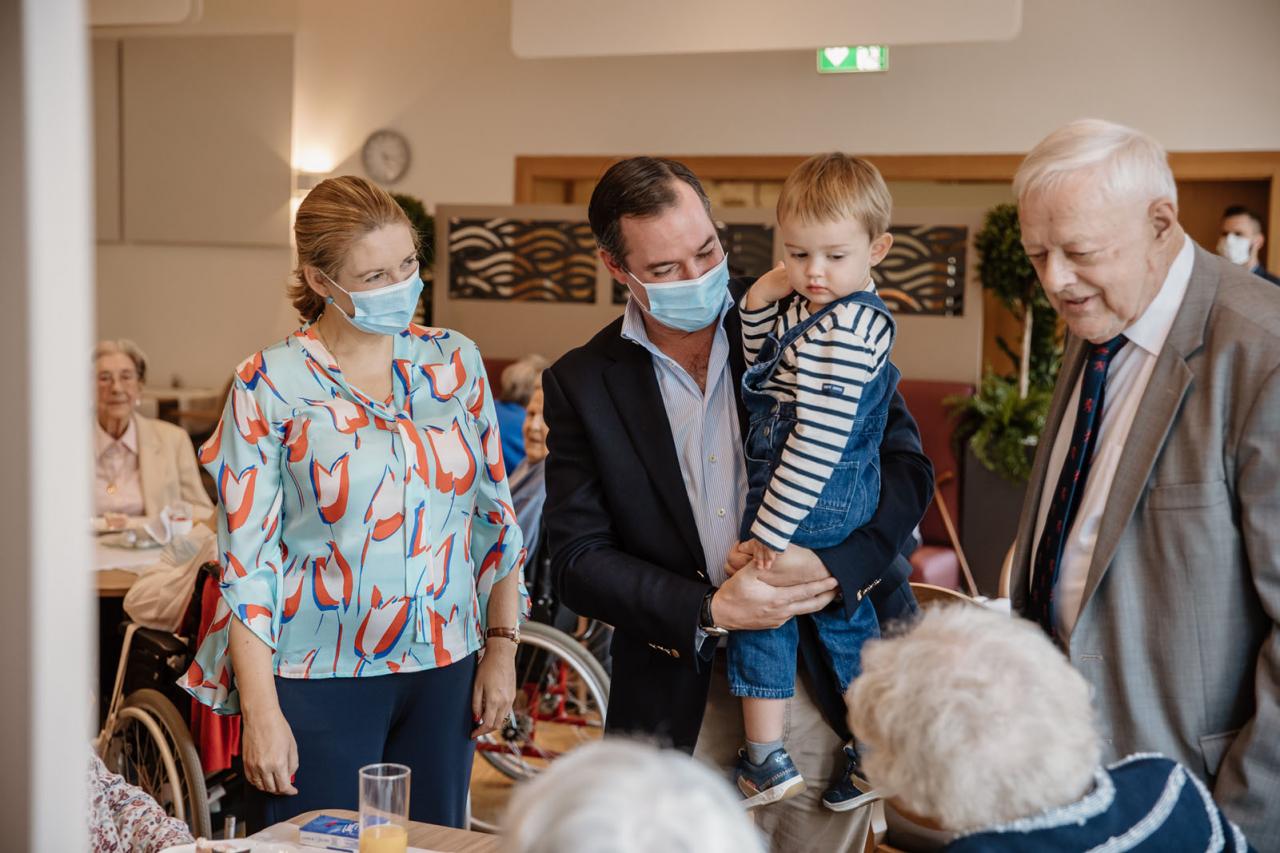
[1010,244,1280,849]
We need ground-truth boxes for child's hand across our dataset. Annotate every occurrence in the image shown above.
[724,540,754,577]
[746,538,779,571]
[744,262,792,310]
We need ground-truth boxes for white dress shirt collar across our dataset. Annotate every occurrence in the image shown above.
[1120,235,1194,357]
[619,292,745,585]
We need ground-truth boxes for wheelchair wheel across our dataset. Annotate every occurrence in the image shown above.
[477,621,609,782]
[103,687,211,839]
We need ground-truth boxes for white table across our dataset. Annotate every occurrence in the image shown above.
[95,519,162,596]
[96,538,161,571]
[253,809,497,851]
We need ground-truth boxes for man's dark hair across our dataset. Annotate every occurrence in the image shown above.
[1223,205,1265,232]
[588,157,712,268]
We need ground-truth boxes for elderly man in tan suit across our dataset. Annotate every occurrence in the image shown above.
[1007,119,1279,849]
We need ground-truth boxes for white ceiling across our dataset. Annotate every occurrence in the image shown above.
[512,0,1023,58]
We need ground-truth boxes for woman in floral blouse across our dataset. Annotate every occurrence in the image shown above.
[180,176,525,829]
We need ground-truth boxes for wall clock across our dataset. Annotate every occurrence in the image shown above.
[361,128,410,184]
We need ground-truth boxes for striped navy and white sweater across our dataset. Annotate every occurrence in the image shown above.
[739,284,892,552]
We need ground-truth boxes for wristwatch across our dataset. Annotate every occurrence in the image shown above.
[486,626,520,645]
[699,591,728,637]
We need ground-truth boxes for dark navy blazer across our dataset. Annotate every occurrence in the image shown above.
[543,277,933,751]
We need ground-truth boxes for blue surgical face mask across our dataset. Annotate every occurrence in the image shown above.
[322,264,423,336]
[628,254,729,332]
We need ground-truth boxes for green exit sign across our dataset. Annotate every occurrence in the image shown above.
[817,45,889,74]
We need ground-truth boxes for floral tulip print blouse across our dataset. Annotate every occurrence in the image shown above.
[180,324,526,714]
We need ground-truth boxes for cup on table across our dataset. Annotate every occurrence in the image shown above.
[168,499,194,539]
[359,763,410,853]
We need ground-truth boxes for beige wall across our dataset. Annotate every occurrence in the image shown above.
[96,243,299,387]
[94,0,1280,386]
[93,1,300,390]
[120,34,294,246]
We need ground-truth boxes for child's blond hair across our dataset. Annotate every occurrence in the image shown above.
[776,153,892,237]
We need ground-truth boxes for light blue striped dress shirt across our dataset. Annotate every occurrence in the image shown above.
[621,297,747,586]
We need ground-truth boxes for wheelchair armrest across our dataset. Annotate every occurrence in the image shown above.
[119,621,190,658]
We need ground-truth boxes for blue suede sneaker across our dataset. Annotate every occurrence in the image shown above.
[735,746,806,808]
[822,743,881,812]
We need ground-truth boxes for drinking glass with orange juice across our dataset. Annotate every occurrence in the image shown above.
[359,763,410,853]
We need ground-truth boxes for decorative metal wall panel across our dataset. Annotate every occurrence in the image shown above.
[873,225,967,316]
[448,217,596,302]
[611,221,777,304]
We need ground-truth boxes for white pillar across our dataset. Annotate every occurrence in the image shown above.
[0,0,95,847]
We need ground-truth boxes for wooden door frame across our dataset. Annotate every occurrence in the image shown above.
[515,152,1280,269]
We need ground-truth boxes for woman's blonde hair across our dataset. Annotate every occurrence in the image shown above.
[776,152,892,237]
[289,176,418,322]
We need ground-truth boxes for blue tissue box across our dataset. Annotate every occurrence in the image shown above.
[298,814,361,851]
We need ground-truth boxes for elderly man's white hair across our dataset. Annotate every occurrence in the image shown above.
[1013,118,1177,206]
[501,740,765,853]
[847,605,1101,832]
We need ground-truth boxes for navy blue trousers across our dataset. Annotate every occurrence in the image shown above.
[247,654,477,831]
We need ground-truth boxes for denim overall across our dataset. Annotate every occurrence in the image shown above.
[728,289,899,699]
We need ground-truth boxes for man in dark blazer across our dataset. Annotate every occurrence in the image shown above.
[543,157,932,850]
[1008,121,1279,849]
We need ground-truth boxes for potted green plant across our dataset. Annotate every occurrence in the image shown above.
[952,371,1052,484]
[392,192,435,325]
[950,203,1063,590]
[952,203,1061,481]
[975,203,1060,402]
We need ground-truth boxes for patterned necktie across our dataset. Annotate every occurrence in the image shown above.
[1028,334,1128,641]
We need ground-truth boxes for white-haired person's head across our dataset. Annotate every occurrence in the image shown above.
[846,605,1101,833]
[1013,118,1176,208]
[500,354,549,407]
[500,740,765,853]
[94,338,149,436]
[1014,119,1185,345]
